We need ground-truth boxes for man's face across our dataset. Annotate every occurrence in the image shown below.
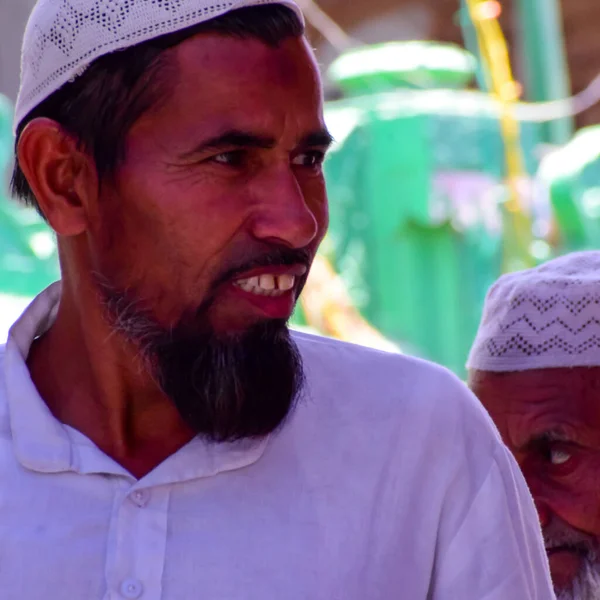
[471,368,600,599]
[94,32,329,332]
[85,32,330,440]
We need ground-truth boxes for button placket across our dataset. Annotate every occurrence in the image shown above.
[105,485,170,600]
[130,489,150,508]
[120,578,144,599]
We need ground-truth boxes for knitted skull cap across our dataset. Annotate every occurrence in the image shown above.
[467,251,600,372]
[14,0,304,132]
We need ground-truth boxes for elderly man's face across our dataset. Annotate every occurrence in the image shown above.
[471,367,600,599]
[79,32,330,440]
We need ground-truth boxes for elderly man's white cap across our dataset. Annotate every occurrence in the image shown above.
[14,0,304,132]
[467,251,600,372]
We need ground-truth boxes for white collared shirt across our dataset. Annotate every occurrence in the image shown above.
[0,284,554,600]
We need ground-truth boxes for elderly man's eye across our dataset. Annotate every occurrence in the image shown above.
[549,448,572,465]
[211,151,246,167]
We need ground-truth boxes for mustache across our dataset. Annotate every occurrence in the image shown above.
[212,246,313,290]
[544,519,598,559]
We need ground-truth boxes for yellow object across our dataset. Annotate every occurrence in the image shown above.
[464,0,535,270]
[300,255,400,353]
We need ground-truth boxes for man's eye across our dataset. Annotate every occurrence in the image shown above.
[211,151,245,167]
[549,448,572,466]
[292,151,325,168]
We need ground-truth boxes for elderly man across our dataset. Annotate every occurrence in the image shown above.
[3,1,553,598]
[469,251,600,600]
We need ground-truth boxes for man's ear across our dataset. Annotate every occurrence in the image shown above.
[16,117,98,236]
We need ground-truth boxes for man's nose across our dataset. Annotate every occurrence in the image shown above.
[249,168,319,249]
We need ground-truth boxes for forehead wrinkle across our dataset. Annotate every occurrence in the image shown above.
[493,387,580,451]
[481,369,588,411]
[155,84,323,162]
[173,34,318,101]
[513,406,595,451]
[129,38,323,166]
[168,36,321,122]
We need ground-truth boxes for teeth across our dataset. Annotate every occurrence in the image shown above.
[234,274,296,296]
[278,274,295,291]
[237,276,259,292]
[259,274,275,291]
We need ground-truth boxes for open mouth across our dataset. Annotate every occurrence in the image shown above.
[233,273,297,297]
[226,264,309,320]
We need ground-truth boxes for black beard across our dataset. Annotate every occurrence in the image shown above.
[149,318,305,442]
[98,283,305,442]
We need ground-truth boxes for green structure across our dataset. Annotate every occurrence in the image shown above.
[539,126,600,252]
[515,0,573,145]
[0,95,59,300]
[300,42,551,375]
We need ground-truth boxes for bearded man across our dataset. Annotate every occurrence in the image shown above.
[2,0,554,598]
[469,251,600,600]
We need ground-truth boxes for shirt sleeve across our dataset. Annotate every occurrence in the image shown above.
[431,443,556,600]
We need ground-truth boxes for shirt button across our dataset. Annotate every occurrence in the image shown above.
[130,489,149,508]
[120,578,143,599]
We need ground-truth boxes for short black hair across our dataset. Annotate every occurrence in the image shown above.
[11,4,304,214]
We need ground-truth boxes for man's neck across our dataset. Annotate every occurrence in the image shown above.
[26,282,196,479]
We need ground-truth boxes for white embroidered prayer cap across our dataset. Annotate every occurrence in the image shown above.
[467,251,600,372]
[14,0,305,132]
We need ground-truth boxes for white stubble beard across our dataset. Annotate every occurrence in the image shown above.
[556,560,600,600]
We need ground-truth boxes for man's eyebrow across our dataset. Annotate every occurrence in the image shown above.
[521,429,571,451]
[181,130,277,158]
[298,128,335,148]
[180,128,334,160]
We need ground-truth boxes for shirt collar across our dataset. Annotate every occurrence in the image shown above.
[3,282,270,483]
